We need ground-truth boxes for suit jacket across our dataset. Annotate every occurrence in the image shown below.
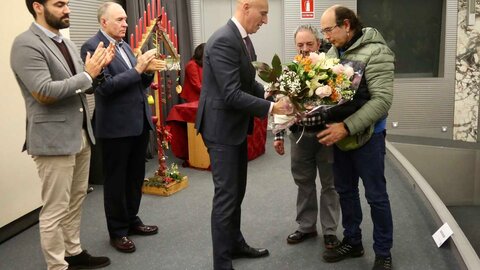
[80,31,155,139]
[195,20,271,145]
[10,23,95,156]
[180,59,202,102]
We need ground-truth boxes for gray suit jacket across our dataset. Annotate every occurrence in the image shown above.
[10,23,95,156]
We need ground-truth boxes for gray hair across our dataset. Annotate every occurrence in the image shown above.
[97,2,117,23]
[293,24,321,44]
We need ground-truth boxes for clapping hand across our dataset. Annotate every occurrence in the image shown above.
[145,59,167,72]
[134,49,157,74]
[85,42,109,79]
[104,43,116,67]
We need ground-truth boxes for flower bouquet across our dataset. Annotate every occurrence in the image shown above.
[253,52,356,134]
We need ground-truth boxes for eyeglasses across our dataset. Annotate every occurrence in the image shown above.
[320,25,338,34]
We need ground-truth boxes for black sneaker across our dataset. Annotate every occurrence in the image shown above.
[324,234,340,249]
[323,239,364,262]
[65,250,110,269]
[372,256,392,270]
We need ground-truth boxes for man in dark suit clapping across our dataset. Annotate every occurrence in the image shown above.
[81,2,165,254]
[195,0,292,269]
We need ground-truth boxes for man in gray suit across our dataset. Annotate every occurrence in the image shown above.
[195,0,292,269]
[10,0,113,269]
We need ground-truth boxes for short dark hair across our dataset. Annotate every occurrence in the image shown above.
[192,43,205,67]
[334,6,363,34]
[26,0,47,18]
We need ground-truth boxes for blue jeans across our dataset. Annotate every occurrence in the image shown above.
[333,131,393,257]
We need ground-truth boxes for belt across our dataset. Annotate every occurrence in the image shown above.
[289,124,325,133]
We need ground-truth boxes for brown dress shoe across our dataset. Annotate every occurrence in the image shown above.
[128,224,159,235]
[287,230,318,244]
[110,236,136,253]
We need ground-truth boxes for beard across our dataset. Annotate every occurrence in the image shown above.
[44,7,70,29]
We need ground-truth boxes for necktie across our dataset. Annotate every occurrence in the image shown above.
[244,36,256,61]
[116,41,133,69]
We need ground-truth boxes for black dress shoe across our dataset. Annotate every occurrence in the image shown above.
[287,230,318,244]
[128,224,158,236]
[324,234,340,249]
[65,250,110,269]
[231,244,269,259]
[110,236,136,253]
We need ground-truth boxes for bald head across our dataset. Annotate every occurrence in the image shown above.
[323,5,340,16]
[97,2,121,23]
[98,2,128,41]
[320,5,338,29]
[320,5,362,48]
[234,0,268,34]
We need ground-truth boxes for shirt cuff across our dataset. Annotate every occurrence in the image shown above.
[83,71,93,83]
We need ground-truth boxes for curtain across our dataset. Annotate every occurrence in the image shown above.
[125,0,193,158]
[126,0,192,113]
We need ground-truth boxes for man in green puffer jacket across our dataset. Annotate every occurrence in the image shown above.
[316,5,394,270]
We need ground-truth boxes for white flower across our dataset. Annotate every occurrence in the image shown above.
[315,85,332,98]
[331,64,345,75]
[344,65,355,78]
[321,58,337,69]
[309,52,326,65]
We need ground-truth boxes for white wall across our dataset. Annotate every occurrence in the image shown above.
[0,2,69,227]
[193,0,284,63]
[0,1,41,227]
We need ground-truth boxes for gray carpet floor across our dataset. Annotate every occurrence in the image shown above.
[0,135,463,269]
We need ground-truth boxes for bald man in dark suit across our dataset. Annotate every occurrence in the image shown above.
[195,0,292,269]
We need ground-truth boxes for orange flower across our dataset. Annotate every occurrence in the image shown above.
[294,54,303,62]
[330,88,341,102]
[336,75,343,84]
[301,57,312,67]
[303,64,312,72]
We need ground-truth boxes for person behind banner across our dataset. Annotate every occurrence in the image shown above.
[316,5,394,270]
[194,0,293,269]
[180,43,205,102]
[273,24,342,250]
[81,1,166,254]
[10,0,115,269]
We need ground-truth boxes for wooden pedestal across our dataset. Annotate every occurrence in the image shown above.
[187,123,210,169]
[142,176,189,196]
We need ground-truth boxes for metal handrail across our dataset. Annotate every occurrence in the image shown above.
[386,141,480,270]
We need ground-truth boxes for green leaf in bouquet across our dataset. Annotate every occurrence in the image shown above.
[252,61,274,83]
[286,62,298,72]
[259,71,274,83]
[271,54,282,78]
[316,73,329,81]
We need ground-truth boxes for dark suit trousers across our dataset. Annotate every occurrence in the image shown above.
[101,127,149,238]
[204,139,248,270]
